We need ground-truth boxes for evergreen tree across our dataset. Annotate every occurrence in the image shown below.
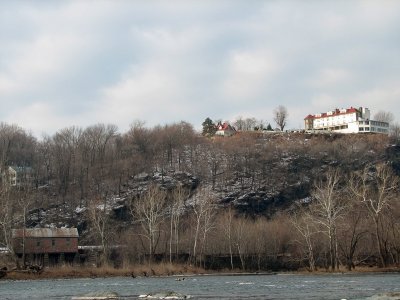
[202,117,217,137]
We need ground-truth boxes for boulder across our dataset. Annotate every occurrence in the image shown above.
[363,292,400,300]
[138,290,189,299]
[71,291,119,300]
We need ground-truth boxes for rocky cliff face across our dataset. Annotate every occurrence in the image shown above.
[23,133,398,239]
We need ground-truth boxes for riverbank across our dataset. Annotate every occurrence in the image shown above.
[292,266,400,275]
[2,264,400,281]
[2,263,208,280]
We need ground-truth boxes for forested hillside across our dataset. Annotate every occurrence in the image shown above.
[1,121,399,271]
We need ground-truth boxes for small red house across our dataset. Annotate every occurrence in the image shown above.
[12,228,79,266]
[215,122,236,137]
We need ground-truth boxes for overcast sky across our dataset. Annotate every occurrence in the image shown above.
[1,1,399,138]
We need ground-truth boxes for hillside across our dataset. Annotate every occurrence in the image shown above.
[18,132,397,234]
[1,123,400,271]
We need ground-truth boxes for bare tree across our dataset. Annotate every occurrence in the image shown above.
[0,186,15,258]
[390,122,400,142]
[254,119,266,131]
[245,118,258,131]
[233,117,258,131]
[233,116,245,131]
[191,187,216,266]
[373,111,394,123]
[83,124,118,178]
[51,127,82,204]
[87,196,111,265]
[309,169,345,270]
[338,205,368,270]
[387,206,400,265]
[273,105,288,131]
[232,216,249,270]
[126,120,155,173]
[220,207,235,270]
[130,184,167,262]
[253,218,268,271]
[205,142,225,190]
[0,123,36,170]
[17,191,34,268]
[168,185,188,263]
[349,164,399,267]
[290,207,318,271]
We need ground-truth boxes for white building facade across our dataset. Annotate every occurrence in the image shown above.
[304,107,389,134]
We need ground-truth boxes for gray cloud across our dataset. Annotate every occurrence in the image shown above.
[0,0,399,137]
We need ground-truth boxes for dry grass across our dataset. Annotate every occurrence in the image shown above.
[289,265,400,275]
[3,262,207,280]
[349,266,400,273]
[4,263,399,280]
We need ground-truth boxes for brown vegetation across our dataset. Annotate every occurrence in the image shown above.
[1,121,400,273]
[4,263,206,280]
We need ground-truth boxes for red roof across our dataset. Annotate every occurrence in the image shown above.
[217,122,235,131]
[304,107,358,120]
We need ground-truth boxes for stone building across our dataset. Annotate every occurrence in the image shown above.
[12,228,79,266]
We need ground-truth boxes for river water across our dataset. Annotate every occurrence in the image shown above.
[0,273,399,299]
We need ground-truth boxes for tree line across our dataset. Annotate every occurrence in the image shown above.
[109,163,399,271]
[0,120,400,271]
[202,105,289,136]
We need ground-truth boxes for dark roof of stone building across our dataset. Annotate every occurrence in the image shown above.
[12,228,79,238]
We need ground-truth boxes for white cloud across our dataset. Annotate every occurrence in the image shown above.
[1,1,400,135]
[221,49,281,100]
[93,62,181,130]
[4,102,71,138]
[135,27,208,54]
[354,85,400,117]
[307,68,354,89]
[310,94,348,112]
[11,34,88,82]
[0,75,18,95]
[357,1,400,30]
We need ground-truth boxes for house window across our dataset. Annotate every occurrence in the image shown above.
[36,240,41,247]
[66,238,70,246]
[52,239,56,247]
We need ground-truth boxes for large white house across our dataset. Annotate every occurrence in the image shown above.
[304,107,389,134]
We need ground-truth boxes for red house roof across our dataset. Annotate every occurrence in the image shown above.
[216,122,235,132]
[304,107,358,120]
